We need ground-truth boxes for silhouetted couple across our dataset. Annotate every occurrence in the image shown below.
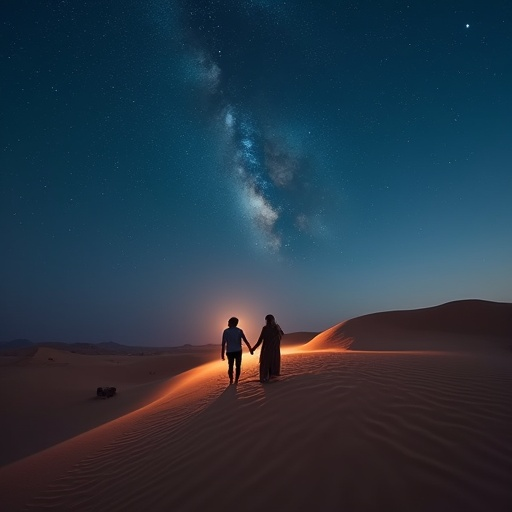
[221,314,284,384]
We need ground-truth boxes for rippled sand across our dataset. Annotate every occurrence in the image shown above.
[1,301,511,512]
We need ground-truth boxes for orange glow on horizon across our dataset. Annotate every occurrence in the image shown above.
[216,309,263,345]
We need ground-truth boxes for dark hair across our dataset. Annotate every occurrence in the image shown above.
[265,314,275,325]
[228,317,239,327]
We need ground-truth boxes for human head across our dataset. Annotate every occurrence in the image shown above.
[228,317,239,327]
[265,314,276,326]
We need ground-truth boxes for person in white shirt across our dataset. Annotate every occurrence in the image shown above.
[221,317,253,384]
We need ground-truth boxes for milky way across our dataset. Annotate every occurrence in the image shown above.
[175,1,329,254]
[3,0,510,346]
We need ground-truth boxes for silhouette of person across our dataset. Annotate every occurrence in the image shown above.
[221,317,253,384]
[252,314,284,383]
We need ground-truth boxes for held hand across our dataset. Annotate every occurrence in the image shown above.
[250,349,254,355]
[221,355,225,361]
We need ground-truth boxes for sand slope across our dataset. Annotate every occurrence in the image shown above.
[0,345,219,466]
[1,302,511,512]
[307,299,512,352]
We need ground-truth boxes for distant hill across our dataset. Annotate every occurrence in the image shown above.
[0,339,34,349]
[0,333,317,356]
[98,341,125,349]
[0,339,219,356]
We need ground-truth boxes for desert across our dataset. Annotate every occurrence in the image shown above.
[1,299,511,512]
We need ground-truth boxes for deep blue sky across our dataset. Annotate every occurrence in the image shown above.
[2,1,511,346]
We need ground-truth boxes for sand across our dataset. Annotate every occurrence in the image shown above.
[1,300,511,512]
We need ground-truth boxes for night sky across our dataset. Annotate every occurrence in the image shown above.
[2,1,511,346]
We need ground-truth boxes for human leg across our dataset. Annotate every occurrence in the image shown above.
[226,352,236,384]
[234,350,242,383]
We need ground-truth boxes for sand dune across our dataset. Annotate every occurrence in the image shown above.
[1,301,511,511]
[307,299,512,352]
[0,345,219,466]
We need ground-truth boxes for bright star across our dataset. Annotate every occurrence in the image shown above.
[466,24,470,28]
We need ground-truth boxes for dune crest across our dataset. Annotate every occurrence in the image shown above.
[306,299,512,352]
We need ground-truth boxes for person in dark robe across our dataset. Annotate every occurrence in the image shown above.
[252,314,284,383]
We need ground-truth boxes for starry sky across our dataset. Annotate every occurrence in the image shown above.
[2,1,511,346]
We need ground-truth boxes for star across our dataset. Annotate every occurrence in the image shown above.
[466,24,470,29]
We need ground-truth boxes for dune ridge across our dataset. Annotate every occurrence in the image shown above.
[1,300,511,511]
[307,299,512,351]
